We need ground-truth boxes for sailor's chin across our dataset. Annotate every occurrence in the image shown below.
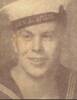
[24,66,49,78]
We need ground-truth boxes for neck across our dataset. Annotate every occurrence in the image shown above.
[11,65,59,99]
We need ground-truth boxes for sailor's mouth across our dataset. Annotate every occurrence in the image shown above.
[28,57,47,66]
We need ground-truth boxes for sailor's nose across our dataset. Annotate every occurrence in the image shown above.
[32,36,43,52]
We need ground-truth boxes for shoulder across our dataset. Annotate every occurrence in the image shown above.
[61,66,77,99]
[0,69,22,99]
[56,65,77,99]
[0,83,20,99]
[0,91,11,99]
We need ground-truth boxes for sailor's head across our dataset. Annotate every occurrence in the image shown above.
[0,0,69,78]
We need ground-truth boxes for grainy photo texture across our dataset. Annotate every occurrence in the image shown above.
[0,0,77,99]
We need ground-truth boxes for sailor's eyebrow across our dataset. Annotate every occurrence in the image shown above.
[17,29,33,35]
[41,30,55,35]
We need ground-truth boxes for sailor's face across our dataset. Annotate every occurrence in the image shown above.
[13,22,61,77]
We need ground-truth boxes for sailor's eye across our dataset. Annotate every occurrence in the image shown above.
[42,31,55,40]
[18,29,33,40]
[23,33,32,38]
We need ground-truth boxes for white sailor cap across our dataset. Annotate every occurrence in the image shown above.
[0,0,71,30]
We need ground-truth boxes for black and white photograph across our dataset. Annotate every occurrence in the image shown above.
[0,0,77,99]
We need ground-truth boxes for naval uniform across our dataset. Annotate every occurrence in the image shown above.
[0,65,76,99]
